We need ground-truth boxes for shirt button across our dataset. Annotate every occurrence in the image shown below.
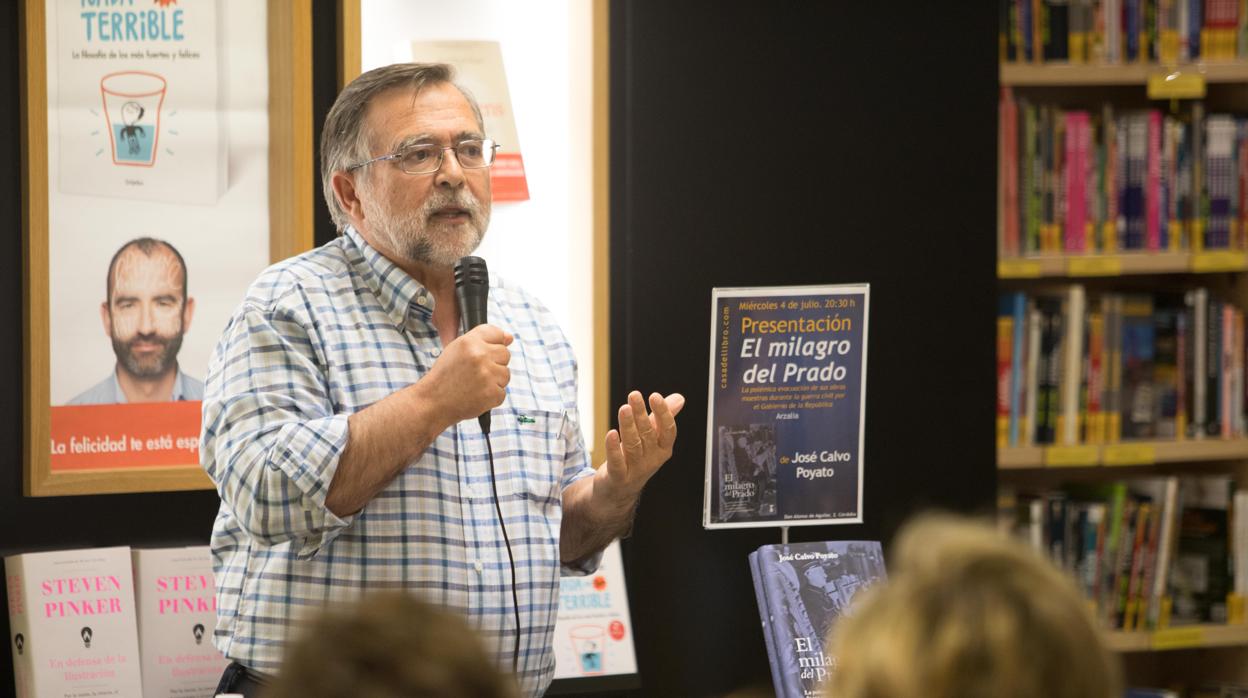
[430,347,441,358]
[416,294,428,307]
[474,560,484,574]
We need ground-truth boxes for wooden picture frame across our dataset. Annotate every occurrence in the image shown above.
[21,0,314,496]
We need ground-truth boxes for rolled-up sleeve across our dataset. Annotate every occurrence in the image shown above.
[558,387,603,576]
[201,297,353,558]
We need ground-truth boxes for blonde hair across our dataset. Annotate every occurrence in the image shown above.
[825,514,1121,698]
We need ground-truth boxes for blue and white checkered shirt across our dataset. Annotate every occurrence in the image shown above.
[202,227,597,696]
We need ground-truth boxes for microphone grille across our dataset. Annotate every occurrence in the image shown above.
[454,256,489,287]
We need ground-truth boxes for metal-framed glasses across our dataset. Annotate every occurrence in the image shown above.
[347,138,500,175]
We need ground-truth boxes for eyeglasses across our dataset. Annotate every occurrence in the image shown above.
[347,139,500,175]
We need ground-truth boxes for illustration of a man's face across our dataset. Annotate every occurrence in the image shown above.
[803,564,828,587]
[100,243,194,380]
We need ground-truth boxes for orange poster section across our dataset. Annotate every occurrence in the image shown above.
[491,153,529,201]
[50,402,202,472]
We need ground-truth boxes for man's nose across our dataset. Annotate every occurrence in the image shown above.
[137,304,157,333]
[433,148,466,188]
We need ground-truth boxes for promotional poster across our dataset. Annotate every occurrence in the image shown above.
[45,0,270,477]
[704,285,869,528]
[552,541,638,681]
[408,40,529,201]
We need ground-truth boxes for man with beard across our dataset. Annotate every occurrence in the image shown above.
[70,237,201,404]
[202,63,683,698]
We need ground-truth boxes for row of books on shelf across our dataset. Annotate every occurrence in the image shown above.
[997,286,1246,448]
[1000,0,1246,65]
[4,546,227,698]
[1132,685,1248,697]
[999,92,1248,258]
[999,475,1248,632]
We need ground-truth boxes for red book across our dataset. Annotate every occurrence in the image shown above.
[1002,88,1020,257]
[1066,112,1089,252]
[1146,110,1162,251]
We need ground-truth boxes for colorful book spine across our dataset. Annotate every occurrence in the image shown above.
[1147,110,1163,250]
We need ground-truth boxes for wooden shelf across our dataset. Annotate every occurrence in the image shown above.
[997,438,1248,470]
[1104,623,1248,652]
[998,251,1248,279]
[1001,61,1248,86]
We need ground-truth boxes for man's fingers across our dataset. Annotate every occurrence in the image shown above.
[664,393,686,417]
[488,344,511,365]
[628,391,656,443]
[650,392,678,450]
[468,324,513,345]
[618,403,645,460]
[604,429,627,474]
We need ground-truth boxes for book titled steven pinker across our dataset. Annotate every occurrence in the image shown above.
[6,546,143,698]
[132,547,228,698]
[703,284,869,529]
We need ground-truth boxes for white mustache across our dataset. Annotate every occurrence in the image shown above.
[421,191,482,219]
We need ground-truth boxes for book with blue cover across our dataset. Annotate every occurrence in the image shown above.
[749,541,886,698]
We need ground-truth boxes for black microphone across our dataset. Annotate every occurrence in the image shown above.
[454,256,491,434]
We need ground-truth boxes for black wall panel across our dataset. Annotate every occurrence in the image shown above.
[609,2,998,695]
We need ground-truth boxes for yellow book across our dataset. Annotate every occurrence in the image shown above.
[1071,33,1087,63]
[1104,221,1118,253]
[1160,30,1180,63]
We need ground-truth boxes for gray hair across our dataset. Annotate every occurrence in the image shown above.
[320,62,485,232]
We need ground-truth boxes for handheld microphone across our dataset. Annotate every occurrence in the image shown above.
[454,256,491,434]
[455,255,519,672]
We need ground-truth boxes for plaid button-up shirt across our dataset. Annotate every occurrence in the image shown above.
[202,227,596,695]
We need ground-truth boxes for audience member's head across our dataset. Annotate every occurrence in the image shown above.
[264,592,519,698]
[825,513,1121,698]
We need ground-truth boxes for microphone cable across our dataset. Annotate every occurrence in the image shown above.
[483,429,522,675]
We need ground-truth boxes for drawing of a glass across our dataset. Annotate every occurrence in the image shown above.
[100,72,166,167]
[569,625,605,675]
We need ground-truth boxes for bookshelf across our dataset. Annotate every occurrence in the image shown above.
[998,6,1248,690]
[998,250,1248,278]
[999,437,1248,469]
[1001,62,1248,87]
[1104,623,1248,652]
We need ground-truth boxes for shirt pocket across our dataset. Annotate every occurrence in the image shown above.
[492,400,567,508]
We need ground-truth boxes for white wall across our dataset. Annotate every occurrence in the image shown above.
[360,0,598,442]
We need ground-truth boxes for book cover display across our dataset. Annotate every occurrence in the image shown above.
[749,541,886,698]
[53,0,225,205]
[408,40,529,202]
[5,547,144,698]
[704,285,869,528]
[551,541,638,681]
[131,547,228,697]
[42,1,271,485]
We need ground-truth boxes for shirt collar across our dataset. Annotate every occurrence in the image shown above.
[342,226,435,328]
[108,367,192,403]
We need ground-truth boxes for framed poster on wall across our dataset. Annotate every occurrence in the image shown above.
[21,0,314,496]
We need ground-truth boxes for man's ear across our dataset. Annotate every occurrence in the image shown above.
[331,170,367,228]
[181,297,196,335]
[99,301,112,338]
